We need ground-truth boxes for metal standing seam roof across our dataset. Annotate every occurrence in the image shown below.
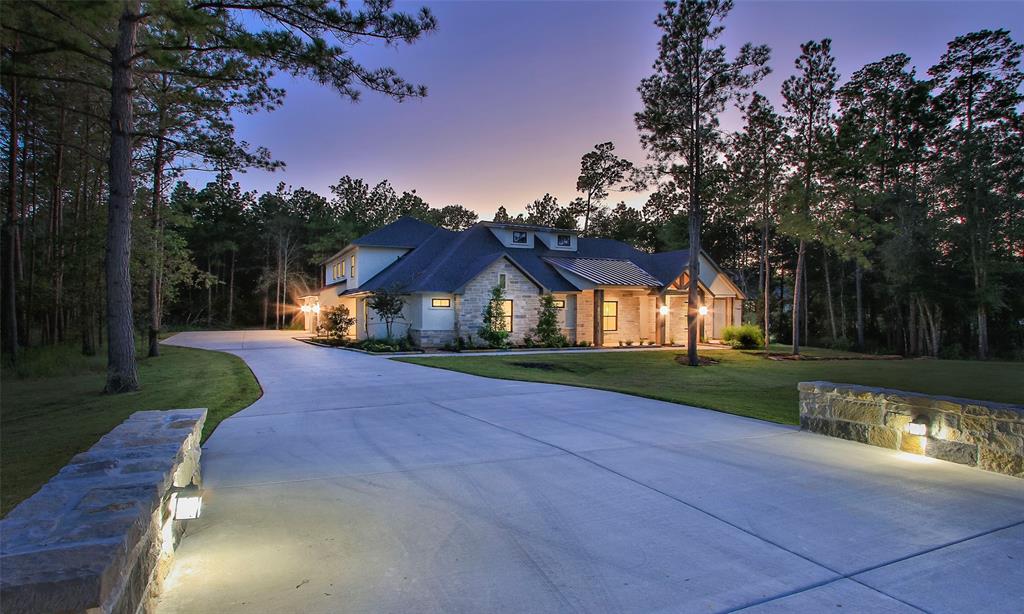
[543,257,663,287]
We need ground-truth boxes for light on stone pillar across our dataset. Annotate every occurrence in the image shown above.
[658,305,670,316]
[698,305,709,316]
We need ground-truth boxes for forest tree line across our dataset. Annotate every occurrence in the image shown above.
[2,1,1022,394]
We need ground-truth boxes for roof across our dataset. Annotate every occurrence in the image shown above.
[341,219,735,297]
[544,257,662,287]
[321,217,438,263]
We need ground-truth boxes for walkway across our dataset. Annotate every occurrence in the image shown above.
[157,330,1023,613]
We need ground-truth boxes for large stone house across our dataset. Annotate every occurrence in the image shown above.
[302,217,746,347]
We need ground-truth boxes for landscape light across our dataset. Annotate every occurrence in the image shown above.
[659,305,670,316]
[172,480,203,520]
[698,305,709,316]
[905,416,929,437]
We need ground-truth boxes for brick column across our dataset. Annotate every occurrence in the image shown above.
[593,288,604,347]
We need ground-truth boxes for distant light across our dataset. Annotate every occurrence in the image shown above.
[172,482,203,520]
[312,304,320,314]
[698,305,709,316]
[659,305,670,316]
[300,305,311,313]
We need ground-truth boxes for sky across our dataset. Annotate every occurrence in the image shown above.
[212,0,1024,219]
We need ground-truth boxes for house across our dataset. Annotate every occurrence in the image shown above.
[305,217,746,347]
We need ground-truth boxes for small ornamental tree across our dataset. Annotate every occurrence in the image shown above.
[367,285,407,338]
[318,305,356,340]
[534,294,568,347]
[480,284,510,348]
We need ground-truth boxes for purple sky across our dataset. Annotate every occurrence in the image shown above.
[215,1,1023,218]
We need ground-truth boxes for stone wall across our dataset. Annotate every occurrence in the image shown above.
[799,382,1023,478]
[458,258,541,345]
[410,329,457,348]
[1,409,207,613]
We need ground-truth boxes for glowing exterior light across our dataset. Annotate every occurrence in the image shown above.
[658,305,670,316]
[698,305,709,316]
[172,481,203,520]
[312,304,320,314]
[905,415,930,437]
[300,304,311,313]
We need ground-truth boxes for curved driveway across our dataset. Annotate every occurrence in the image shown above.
[158,331,1023,613]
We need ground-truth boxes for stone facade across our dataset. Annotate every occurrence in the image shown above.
[410,329,458,348]
[0,409,207,613]
[799,382,1024,478]
[457,258,542,345]
[601,289,656,345]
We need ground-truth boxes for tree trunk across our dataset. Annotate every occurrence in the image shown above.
[50,104,67,344]
[686,143,702,367]
[791,240,805,355]
[227,248,235,326]
[3,64,20,361]
[760,205,770,348]
[854,260,864,351]
[104,1,141,393]
[823,248,837,343]
[148,108,166,357]
[907,296,918,356]
[976,304,988,360]
[206,256,213,328]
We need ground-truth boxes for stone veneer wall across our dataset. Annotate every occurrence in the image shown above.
[799,381,1023,478]
[458,258,541,345]
[1,409,207,613]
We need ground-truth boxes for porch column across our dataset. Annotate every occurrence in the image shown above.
[593,288,604,347]
[656,293,667,345]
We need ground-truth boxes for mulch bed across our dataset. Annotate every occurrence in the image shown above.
[674,355,720,366]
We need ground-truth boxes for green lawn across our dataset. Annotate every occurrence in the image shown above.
[1,343,261,516]
[397,348,1024,426]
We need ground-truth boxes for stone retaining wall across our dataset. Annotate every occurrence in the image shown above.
[0,409,207,613]
[799,381,1023,477]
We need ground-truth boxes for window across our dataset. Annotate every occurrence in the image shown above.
[602,301,618,331]
[552,299,565,309]
[431,298,451,308]
[501,300,513,332]
[341,260,346,276]
[557,234,571,247]
[350,255,356,278]
[498,273,506,288]
[512,231,528,244]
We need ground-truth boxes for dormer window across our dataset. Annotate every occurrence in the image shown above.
[512,231,528,244]
[557,234,571,247]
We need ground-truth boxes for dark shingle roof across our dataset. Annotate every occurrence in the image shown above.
[352,217,438,248]
[544,257,662,286]
[346,220,696,295]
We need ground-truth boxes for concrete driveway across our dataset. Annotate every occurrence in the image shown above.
[157,331,1023,613]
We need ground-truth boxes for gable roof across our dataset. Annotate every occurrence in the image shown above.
[353,216,438,248]
[342,219,738,297]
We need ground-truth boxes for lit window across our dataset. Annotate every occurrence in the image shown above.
[552,299,565,309]
[350,255,356,277]
[602,301,618,331]
[512,231,527,244]
[501,300,513,332]
[557,234,571,247]
[431,298,451,308]
[341,260,346,276]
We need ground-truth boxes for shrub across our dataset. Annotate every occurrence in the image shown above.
[480,284,511,348]
[722,324,765,349]
[533,294,568,347]
[317,305,356,340]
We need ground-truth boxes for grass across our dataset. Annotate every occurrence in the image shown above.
[397,347,1024,426]
[1,341,261,516]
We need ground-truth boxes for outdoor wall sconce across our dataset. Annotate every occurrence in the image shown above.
[313,304,320,314]
[905,415,930,437]
[172,480,203,520]
[300,304,312,313]
[659,305,670,316]
[698,305,709,316]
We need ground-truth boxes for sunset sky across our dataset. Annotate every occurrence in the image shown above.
[217,1,1023,218]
